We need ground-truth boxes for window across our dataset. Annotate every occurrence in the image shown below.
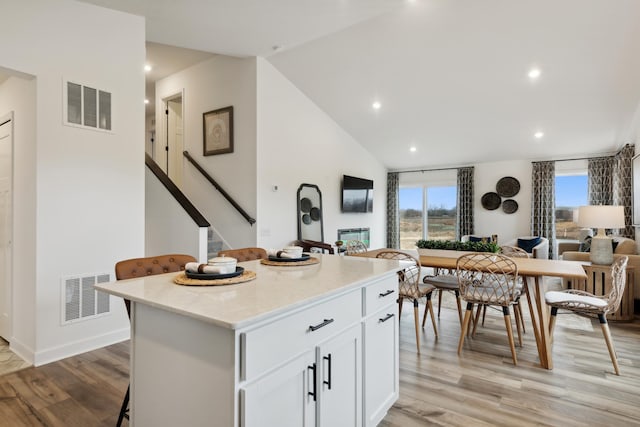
[555,173,588,240]
[399,185,457,249]
[399,187,423,250]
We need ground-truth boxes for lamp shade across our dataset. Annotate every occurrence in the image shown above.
[577,205,625,229]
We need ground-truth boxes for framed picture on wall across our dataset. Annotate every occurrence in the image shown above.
[633,153,640,225]
[203,106,233,156]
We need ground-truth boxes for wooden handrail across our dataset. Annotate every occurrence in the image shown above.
[145,154,210,228]
[183,151,256,226]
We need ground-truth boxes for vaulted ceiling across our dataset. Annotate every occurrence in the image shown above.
[79,0,640,170]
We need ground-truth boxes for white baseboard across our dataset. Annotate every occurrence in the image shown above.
[9,338,35,365]
[33,327,130,367]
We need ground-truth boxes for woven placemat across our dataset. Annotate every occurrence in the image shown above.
[260,257,320,267]
[173,270,257,286]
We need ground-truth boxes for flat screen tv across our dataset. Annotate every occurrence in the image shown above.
[342,175,373,213]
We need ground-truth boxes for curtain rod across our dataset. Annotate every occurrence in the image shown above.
[532,154,614,164]
[393,165,473,174]
[532,144,634,164]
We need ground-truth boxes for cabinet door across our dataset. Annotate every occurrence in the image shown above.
[317,323,362,427]
[241,350,316,427]
[364,306,398,427]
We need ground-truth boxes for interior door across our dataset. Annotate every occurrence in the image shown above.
[166,97,183,188]
[0,117,12,340]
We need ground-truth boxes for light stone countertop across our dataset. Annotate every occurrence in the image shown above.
[95,254,401,330]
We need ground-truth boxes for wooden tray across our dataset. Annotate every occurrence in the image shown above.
[260,257,320,267]
[173,270,256,286]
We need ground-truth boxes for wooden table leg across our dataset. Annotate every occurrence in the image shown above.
[532,275,553,369]
[522,276,543,365]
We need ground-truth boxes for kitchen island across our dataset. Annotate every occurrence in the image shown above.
[96,254,401,427]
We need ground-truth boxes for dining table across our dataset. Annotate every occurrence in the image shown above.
[355,248,589,370]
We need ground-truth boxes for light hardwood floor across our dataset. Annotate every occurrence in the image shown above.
[0,296,638,426]
[0,339,31,376]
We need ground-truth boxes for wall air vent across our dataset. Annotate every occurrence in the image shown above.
[62,273,111,325]
[64,79,112,132]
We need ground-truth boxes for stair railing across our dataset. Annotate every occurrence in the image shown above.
[146,154,210,228]
[183,151,256,226]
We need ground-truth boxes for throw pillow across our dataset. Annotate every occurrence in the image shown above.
[579,236,592,252]
[613,238,635,254]
[517,236,542,253]
[578,236,619,253]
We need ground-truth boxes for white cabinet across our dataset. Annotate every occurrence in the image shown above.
[317,323,362,427]
[363,306,398,427]
[241,350,316,427]
[241,290,363,427]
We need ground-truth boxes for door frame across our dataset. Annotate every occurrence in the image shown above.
[0,111,14,342]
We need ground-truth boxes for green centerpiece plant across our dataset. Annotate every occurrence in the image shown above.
[415,239,499,253]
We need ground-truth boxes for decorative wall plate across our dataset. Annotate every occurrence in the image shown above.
[310,207,321,221]
[302,213,312,224]
[300,197,312,213]
[481,192,501,210]
[502,199,518,214]
[496,176,520,197]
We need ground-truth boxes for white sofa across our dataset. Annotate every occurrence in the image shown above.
[503,236,549,259]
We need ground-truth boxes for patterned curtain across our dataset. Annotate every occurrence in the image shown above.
[386,172,400,248]
[456,167,474,240]
[613,144,635,238]
[531,161,556,259]
[588,156,613,205]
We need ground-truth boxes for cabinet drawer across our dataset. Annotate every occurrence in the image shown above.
[364,275,398,316]
[241,289,361,381]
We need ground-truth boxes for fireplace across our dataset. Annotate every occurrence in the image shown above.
[337,228,370,248]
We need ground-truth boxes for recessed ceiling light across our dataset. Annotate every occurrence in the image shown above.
[534,131,544,139]
[372,101,381,110]
[144,99,149,104]
[144,64,152,72]
[409,146,417,152]
[528,68,541,79]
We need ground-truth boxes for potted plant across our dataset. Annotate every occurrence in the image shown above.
[415,239,499,254]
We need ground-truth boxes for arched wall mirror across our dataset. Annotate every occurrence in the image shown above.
[297,183,324,242]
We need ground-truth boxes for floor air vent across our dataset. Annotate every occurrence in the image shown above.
[62,273,111,324]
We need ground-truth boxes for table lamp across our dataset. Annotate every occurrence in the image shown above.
[577,205,625,265]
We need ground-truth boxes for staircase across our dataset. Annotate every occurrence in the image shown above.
[207,227,224,259]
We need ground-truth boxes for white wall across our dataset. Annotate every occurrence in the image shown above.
[0,0,145,365]
[256,58,387,249]
[474,160,533,245]
[155,56,258,249]
[145,168,206,262]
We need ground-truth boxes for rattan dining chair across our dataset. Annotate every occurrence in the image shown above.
[470,246,528,346]
[376,250,437,353]
[344,240,368,255]
[422,268,464,326]
[218,247,267,261]
[545,256,628,375]
[456,253,520,365]
[114,253,197,427]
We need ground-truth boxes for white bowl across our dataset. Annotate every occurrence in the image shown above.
[283,245,303,258]
[207,256,237,274]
